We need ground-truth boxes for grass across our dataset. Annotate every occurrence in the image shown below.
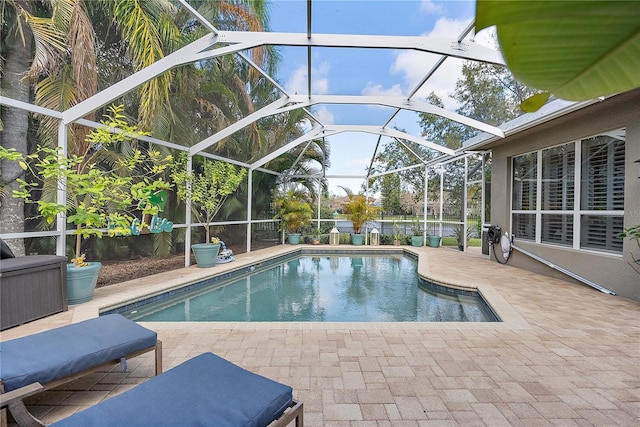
[442,237,481,247]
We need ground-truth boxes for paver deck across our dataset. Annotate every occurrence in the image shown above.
[2,246,638,426]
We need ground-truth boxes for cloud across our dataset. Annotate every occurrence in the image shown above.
[353,17,500,112]
[419,0,444,15]
[362,83,405,97]
[285,62,330,95]
[388,17,475,110]
[314,106,335,125]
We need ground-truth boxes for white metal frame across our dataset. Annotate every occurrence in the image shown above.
[0,0,508,263]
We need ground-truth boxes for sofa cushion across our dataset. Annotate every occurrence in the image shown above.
[50,352,293,427]
[0,314,157,391]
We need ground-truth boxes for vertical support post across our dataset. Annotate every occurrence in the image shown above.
[439,165,444,238]
[422,164,428,244]
[246,169,253,253]
[316,179,321,232]
[365,178,369,245]
[56,122,67,257]
[481,153,486,229]
[463,156,468,252]
[184,155,193,267]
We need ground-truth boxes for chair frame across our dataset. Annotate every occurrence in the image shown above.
[1,349,305,427]
[0,341,162,427]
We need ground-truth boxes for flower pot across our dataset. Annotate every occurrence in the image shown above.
[393,239,401,246]
[411,236,424,247]
[351,233,364,246]
[191,243,220,268]
[288,233,301,245]
[66,262,102,305]
[428,236,441,248]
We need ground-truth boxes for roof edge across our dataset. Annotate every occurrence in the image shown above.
[459,97,604,153]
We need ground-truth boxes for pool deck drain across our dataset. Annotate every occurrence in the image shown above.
[3,245,638,426]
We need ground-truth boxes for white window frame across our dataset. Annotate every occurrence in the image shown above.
[511,130,625,255]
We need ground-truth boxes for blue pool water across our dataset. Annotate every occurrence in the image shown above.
[121,254,497,322]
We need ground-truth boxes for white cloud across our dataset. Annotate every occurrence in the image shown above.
[354,17,500,112]
[388,17,475,110]
[314,106,335,125]
[285,62,330,95]
[420,0,444,15]
[361,83,405,97]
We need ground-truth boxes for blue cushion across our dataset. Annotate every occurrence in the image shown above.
[50,352,293,427]
[0,314,157,391]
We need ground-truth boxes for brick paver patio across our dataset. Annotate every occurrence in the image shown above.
[3,246,638,426]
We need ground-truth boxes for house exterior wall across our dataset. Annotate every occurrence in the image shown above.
[490,93,640,301]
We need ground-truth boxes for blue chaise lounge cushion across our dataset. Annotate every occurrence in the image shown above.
[50,352,293,427]
[0,314,157,392]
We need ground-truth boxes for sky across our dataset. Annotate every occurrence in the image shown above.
[265,0,496,196]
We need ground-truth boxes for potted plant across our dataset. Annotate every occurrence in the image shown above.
[171,154,246,267]
[392,221,403,245]
[3,105,171,304]
[272,190,313,245]
[618,224,640,275]
[313,227,322,245]
[411,218,424,247]
[340,187,380,246]
[428,233,442,248]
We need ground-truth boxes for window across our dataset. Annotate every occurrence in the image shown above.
[511,129,625,253]
[512,153,537,239]
[580,133,625,252]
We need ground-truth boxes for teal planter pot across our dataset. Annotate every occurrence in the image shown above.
[191,243,220,268]
[288,233,301,245]
[351,233,365,246]
[411,236,424,247]
[428,236,442,248]
[66,262,101,305]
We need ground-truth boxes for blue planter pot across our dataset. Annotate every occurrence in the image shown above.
[411,236,424,247]
[351,233,365,246]
[66,262,102,305]
[288,233,301,245]
[428,236,442,248]
[191,243,220,268]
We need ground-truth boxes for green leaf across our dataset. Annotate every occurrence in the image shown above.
[520,92,551,113]
[476,0,640,101]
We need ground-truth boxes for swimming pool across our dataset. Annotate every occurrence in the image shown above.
[118,254,497,322]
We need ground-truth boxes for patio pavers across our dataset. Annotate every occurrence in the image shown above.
[3,246,639,426]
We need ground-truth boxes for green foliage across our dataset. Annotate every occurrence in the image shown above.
[411,218,424,236]
[371,65,531,202]
[171,153,247,244]
[392,221,403,242]
[273,189,313,234]
[379,173,404,215]
[0,105,172,265]
[340,187,380,235]
[618,225,640,274]
[476,0,640,110]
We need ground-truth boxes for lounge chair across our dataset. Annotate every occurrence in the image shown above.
[2,352,304,427]
[0,314,162,427]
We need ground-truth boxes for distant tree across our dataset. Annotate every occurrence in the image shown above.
[379,173,404,215]
[371,61,535,203]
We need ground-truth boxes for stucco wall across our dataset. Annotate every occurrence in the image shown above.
[489,92,640,301]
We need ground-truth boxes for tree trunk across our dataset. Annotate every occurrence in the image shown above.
[0,10,33,257]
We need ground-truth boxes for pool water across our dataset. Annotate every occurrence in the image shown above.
[123,255,497,322]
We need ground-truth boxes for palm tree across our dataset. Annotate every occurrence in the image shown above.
[1,0,178,254]
[1,0,328,256]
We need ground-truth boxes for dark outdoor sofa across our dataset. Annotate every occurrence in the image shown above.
[0,239,68,330]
